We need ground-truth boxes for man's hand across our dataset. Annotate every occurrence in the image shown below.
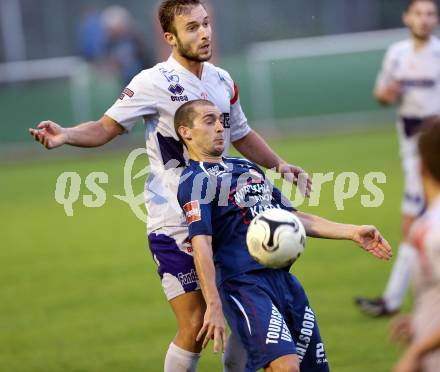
[29,121,68,149]
[277,163,312,197]
[375,81,401,105]
[390,314,413,345]
[196,303,227,353]
[352,225,392,260]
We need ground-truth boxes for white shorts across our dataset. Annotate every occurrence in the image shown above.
[401,153,425,216]
[397,121,425,217]
[147,226,200,301]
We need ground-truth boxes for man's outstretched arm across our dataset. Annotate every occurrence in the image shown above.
[295,211,393,260]
[28,115,124,149]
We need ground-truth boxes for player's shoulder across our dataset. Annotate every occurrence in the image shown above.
[204,62,234,86]
[181,161,201,179]
[178,164,198,199]
[224,156,252,165]
[133,59,194,89]
[209,63,233,80]
[224,156,263,173]
[180,160,209,185]
[178,161,219,205]
[387,39,412,56]
[430,36,440,51]
[126,66,157,90]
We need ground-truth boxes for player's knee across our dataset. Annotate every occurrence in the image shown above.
[267,354,299,372]
[171,291,206,337]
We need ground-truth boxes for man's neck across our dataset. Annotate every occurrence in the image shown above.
[411,34,432,51]
[172,51,204,79]
[188,150,221,163]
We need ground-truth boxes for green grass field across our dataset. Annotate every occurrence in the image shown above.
[1,129,409,372]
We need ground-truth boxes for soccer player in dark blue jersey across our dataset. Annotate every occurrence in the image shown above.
[175,99,393,372]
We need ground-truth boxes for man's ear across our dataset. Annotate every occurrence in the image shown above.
[164,32,177,47]
[402,11,410,28]
[179,126,192,141]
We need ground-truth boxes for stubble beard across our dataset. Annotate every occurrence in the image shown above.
[411,25,433,42]
[176,36,211,63]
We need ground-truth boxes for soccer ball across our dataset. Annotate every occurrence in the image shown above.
[246,208,306,269]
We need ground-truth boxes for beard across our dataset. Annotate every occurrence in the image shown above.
[176,36,211,62]
[411,26,433,41]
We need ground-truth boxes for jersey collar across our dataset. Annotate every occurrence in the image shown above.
[167,55,206,81]
[189,157,229,169]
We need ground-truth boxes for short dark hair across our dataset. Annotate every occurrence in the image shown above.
[406,0,438,11]
[419,117,440,183]
[174,99,214,144]
[158,0,203,34]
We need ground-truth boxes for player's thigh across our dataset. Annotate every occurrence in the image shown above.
[285,275,330,371]
[169,290,206,330]
[220,274,297,371]
[265,354,299,372]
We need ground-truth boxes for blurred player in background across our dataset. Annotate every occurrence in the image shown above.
[77,5,154,86]
[101,5,155,85]
[355,0,440,317]
[29,1,311,371]
[391,119,440,372]
[175,99,392,372]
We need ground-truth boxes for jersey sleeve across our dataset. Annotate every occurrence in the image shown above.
[105,69,158,132]
[375,45,398,89]
[217,67,252,142]
[177,171,215,239]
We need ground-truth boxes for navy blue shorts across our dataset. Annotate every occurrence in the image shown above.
[219,269,329,371]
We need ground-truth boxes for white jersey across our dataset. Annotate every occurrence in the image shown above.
[105,55,251,233]
[376,36,440,120]
[410,196,440,372]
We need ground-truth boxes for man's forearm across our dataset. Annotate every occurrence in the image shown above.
[374,90,393,106]
[233,130,283,169]
[65,118,123,147]
[295,211,356,240]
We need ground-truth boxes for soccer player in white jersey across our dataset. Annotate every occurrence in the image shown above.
[355,0,440,317]
[391,119,440,372]
[28,1,311,370]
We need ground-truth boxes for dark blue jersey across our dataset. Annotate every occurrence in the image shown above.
[177,157,294,285]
